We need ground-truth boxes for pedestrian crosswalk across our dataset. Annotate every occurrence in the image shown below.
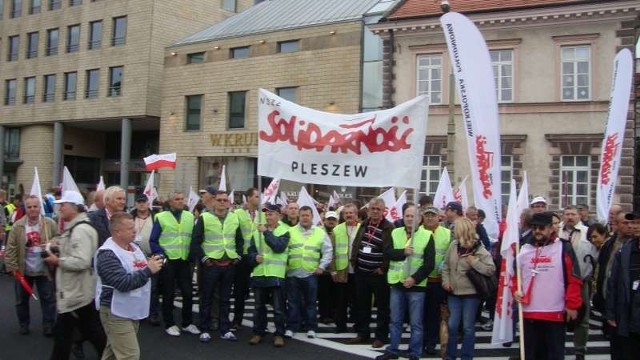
[174,285,611,359]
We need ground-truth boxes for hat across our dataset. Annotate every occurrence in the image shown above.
[530,196,547,206]
[576,203,588,210]
[529,212,553,227]
[325,211,338,219]
[54,190,85,206]
[262,204,281,213]
[624,212,640,221]
[135,194,148,202]
[445,201,463,214]
[423,206,439,215]
[199,186,217,195]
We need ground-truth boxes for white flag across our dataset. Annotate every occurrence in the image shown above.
[277,192,288,207]
[29,167,45,216]
[219,165,227,192]
[187,186,200,213]
[434,167,454,209]
[454,175,469,211]
[61,167,81,194]
[516,172,529,228]
[297,186,322,225]
[377,187,396,218]
[386,190,407,223]
[228,190,235,208]
[143,171,159,207]
[96,176,106,192]
[261,178,280,205]
[242,194,247,205]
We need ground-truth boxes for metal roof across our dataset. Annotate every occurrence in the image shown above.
[174,0,382,46]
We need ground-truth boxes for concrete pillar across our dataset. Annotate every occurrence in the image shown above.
[0,126,5,188]
[52,122,64,187]
[120,118,131,188]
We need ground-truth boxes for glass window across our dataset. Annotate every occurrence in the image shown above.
[490,49,514,103]
[26,32,38,59]
[187,52,205,64]
[85,69,99,99]
[416,54,442,105]
[23,77,36,104]
[48,0,59,10]
[66,24,80,53]
[29,0,40,14]
[5,79,17,105]
[88,20,102,50]
[228,91,246,129]
[230,46,249,59]
[69,0,81,6]
[43,74,55,102]
[362,61,383,110]
[420,155,441,196]
[501,155,513,206]
[277,40,299,53]
[276,87,297,103]
[8,35,19,61]
[112,16,127,46]
[5,128,20,159]
[221,0,235,12]
[63,71,76,100]
[561,45,590,101]
[560,155,590,207]
[185,95,202,131]
[10,0,21,18]
[46,28,58,56]
[363,28,383,62]
[108,66,123,97]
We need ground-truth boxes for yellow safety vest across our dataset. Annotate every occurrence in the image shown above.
[387,226,432,287]
[251,224,289,279]
[234,208,265,255]
[156,211,194,260]
[332,222,360,271]
[427,225,451,279]
[288,226,325,273]
[201,211,240,260]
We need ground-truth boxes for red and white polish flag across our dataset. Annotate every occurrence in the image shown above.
[143,153,177,171]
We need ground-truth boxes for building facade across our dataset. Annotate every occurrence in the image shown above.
[0,0,255,197]
[371,0,639,211]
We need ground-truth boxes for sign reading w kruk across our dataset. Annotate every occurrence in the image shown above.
[257,89,428,188]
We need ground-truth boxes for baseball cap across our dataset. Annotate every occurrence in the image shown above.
[199,186,217,195]
[135,194,148,202]
[530,196,547,206]
[325,211,338,219]
[445,201,463,213]
[529,212,552,226]
[54,190,85,206]
[262,204,281,213]
[624,212,640,221]
[423,207,439,215]
[576,203,588,210]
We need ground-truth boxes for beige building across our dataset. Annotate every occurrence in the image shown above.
[158,0,389,200]
[370,0,639,211]
[0,0,255,197]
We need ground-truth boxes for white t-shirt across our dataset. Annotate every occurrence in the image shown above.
[24,222,46,276]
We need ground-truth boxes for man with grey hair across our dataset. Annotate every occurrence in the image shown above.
[89,186,126,247]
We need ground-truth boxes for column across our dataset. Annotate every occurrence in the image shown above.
[52,122,64,187]
[120,118,132,188]
[0,126,5,188]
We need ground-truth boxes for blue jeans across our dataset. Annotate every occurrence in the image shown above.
[446,295,480,360]
[15,275,56,327]
[286,275,318,332]
[387,287,425,357]
[199,264,235,334]
[253,286,285,336]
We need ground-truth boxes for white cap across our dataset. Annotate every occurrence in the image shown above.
[324,211,338,219]
[54,190,85,206]
[530,196,547,206]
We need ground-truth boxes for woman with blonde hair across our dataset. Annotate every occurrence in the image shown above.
[442,218,495,360]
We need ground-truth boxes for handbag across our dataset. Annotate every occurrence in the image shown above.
[466,266,497,299]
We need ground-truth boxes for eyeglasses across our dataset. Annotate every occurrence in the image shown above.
[370,207,383,211]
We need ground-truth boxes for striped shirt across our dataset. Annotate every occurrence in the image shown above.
[356,220,385,273]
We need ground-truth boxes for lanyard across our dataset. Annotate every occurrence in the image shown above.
[365,220,381,244]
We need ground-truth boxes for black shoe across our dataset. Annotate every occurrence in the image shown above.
[375,352,399,360]
[334,326,347,334]
[19,325,29,335]
[424,345,437,355]
[71,342,85,359]
[148,316,161,327]
[408,356,420,360]
[502,341,512,348]
[43,325,53,337]
[575,355,585,360]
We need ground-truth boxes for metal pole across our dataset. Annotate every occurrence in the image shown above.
[0,126,5,189]
[52,122,64,187]
[120,118,131,189]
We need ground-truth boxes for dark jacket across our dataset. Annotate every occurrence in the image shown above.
[605,237,640,337]
[593,233,618,312]
[88,209,111,247]
[350,217,394,273]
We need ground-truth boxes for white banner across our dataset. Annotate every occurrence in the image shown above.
[386,190,407,223]
[434,167,454,209]
[441,12,502,239]
[596,49,633,222]
[454,175,469,211]
[258,89,428,188]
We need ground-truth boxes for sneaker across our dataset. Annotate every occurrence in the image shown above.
[284,330,294,338]
[307,330,316,338]
[165,325,181,337]
[199,332,212,343]
[481,319,494,331]
[182,324,201,335]
[220,331,238,341]
[273,336,285,347]
[249,335,262,345]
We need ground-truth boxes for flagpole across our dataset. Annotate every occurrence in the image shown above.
[257,175,263,255]
[404,185,421,276]
[515,242,525,360]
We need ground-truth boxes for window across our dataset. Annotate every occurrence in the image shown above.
[23,77,35,104]
[29,0,41,14]
[230,46,249,59]
[501,155,513,206]
[63,71,77,100]
[111,16,127,46]
[561,45,590,101]
[69,0,81,6]
[491,49,514,103]
[416,54,442,105]
[228,91,246,129]
[88,20,102,49]
[420,155,441,196]
[221,0,235,12]
[185,95,202,131]
[187,52,205,64]
[26,32,38,59]
[43,74,55,102]
[48,0,59,10]
[8,35,19,61]
[276,87,297,103]
[85,69,99,98]
[5,128,20,159]
[5,79,17,105]
[46,28,58,55]
[66,24,80,53]
[108,66,123,97]
[10,0,21,18]
[560,155,590,207]
[277,40,299,53]
[0,0,4,18]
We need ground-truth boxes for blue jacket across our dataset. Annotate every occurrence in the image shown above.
[89,209,111,247]
[605,237,640,337]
